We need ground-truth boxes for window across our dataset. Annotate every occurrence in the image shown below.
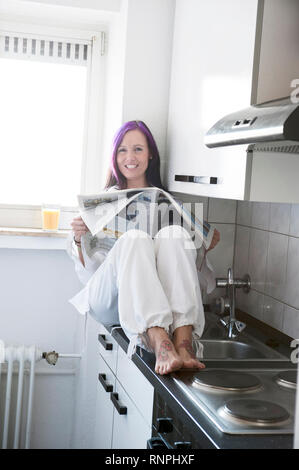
[0,27,105,229]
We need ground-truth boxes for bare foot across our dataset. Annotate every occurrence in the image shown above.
[147,327,183,375]
[155,339,183,375]
[175,339,205,370]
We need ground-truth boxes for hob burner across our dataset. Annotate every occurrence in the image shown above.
[221,399,290,425]
[192,369,261,392]
[275,370,297,390]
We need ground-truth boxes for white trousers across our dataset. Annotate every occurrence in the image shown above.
[86,225,205,357]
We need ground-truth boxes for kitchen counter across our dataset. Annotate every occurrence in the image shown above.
[109,326,295,449]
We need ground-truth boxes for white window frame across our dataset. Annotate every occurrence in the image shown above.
[0,20,107,230]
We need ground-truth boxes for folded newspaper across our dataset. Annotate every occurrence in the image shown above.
[77,186,213,259]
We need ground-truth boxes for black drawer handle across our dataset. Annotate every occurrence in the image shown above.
[98,373,113,392]
[174,441,192,449]
[98,334,113,351]
[157,417,173,434]
[175,174,223,185]
[147,438,168,449]
[110,392,127,415]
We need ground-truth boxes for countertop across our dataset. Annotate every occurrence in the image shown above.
[109,325,295,449]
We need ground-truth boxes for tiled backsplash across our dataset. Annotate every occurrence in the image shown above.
[235,201,299,340]
[174,192,299,340]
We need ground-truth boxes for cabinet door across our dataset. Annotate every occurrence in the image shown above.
[166,0,258,200]
[111,379,152,449]
[116,347,154,427]
[93,354,116,449]
[97,323,119,374]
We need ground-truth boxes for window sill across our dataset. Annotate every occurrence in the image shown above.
[0,227,71,250]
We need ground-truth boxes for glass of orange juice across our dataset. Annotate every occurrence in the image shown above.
[42,204,61,231]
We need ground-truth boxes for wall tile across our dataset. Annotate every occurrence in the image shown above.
[236,288,249,315]
[248,228,269,293]
[284,236,299,309]
[208,198,237,224]
[265,232,288,301]
[172,192,209,220]
[236,289,264,322]
[269,203,291,234]
[179,191,299,336]
[289,204,299,237]
[251,202,270,230]
[236,201,252,226]
[282,305,299,340]
[205,224,235,279]
[263,296,284,331]
[233,225,250,278]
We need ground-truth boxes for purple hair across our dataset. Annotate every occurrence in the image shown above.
[104,120,165,190]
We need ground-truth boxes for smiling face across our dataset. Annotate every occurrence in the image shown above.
[116,129,150,189]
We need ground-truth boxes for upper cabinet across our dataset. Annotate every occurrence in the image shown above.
[165,0,299,203]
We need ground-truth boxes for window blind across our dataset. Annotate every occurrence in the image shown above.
[0,33,91,66]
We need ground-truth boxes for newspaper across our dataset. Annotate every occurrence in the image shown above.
[77,186,213,259]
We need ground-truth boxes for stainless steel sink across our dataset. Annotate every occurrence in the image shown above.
[198,340,267,359]
[197,337,287,359]
[200,312,288,360]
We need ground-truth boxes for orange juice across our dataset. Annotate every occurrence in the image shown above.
[42,207,60,231]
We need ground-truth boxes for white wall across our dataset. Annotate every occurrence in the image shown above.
[100,0,175,188]
[0,247,85,448]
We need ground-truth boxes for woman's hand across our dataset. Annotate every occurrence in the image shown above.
[71,216,89,243]
[207,228,220,252]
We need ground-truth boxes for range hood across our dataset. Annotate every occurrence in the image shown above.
[204,99,299,148]
[205,0,299,149]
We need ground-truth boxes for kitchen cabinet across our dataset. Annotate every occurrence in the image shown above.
[111,378,152,449]
[94,325,154,449]
[166,0,258,201]
[93,354,116,449]
[166,0,299,203]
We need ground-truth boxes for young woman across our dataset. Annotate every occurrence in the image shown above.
[69,120,220,375]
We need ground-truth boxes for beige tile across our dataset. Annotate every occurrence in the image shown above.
[236,200,252,226]
[233,225,250,278]
[263,296,284,331]
[269,203,291,234]
[208,198,237,224]
[205,224,235,279]
[282,305,299,340]
[265,233,288,301]
[284,237,299,309]
[289,204,299,238]
[251,202,270,230]
[248,228,269,293]
[236,289,264,322]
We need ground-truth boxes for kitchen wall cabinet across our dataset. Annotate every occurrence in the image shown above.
[166,0,258,201]
[94,325,154,449]
[165,0,299,203]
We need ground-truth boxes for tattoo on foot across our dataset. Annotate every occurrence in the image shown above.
[157,340,173,362]
[177,339,196,358]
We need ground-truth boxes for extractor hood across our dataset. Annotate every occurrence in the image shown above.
[205,0,299,149]
[204,99,299,148]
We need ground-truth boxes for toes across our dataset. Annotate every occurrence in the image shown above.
[182,359,205,370]
[155,360,183,375]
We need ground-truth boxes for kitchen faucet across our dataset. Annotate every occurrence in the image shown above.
[215,268,251,339]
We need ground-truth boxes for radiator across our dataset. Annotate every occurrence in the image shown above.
[0,341,81,449]
[0,341,43,449]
